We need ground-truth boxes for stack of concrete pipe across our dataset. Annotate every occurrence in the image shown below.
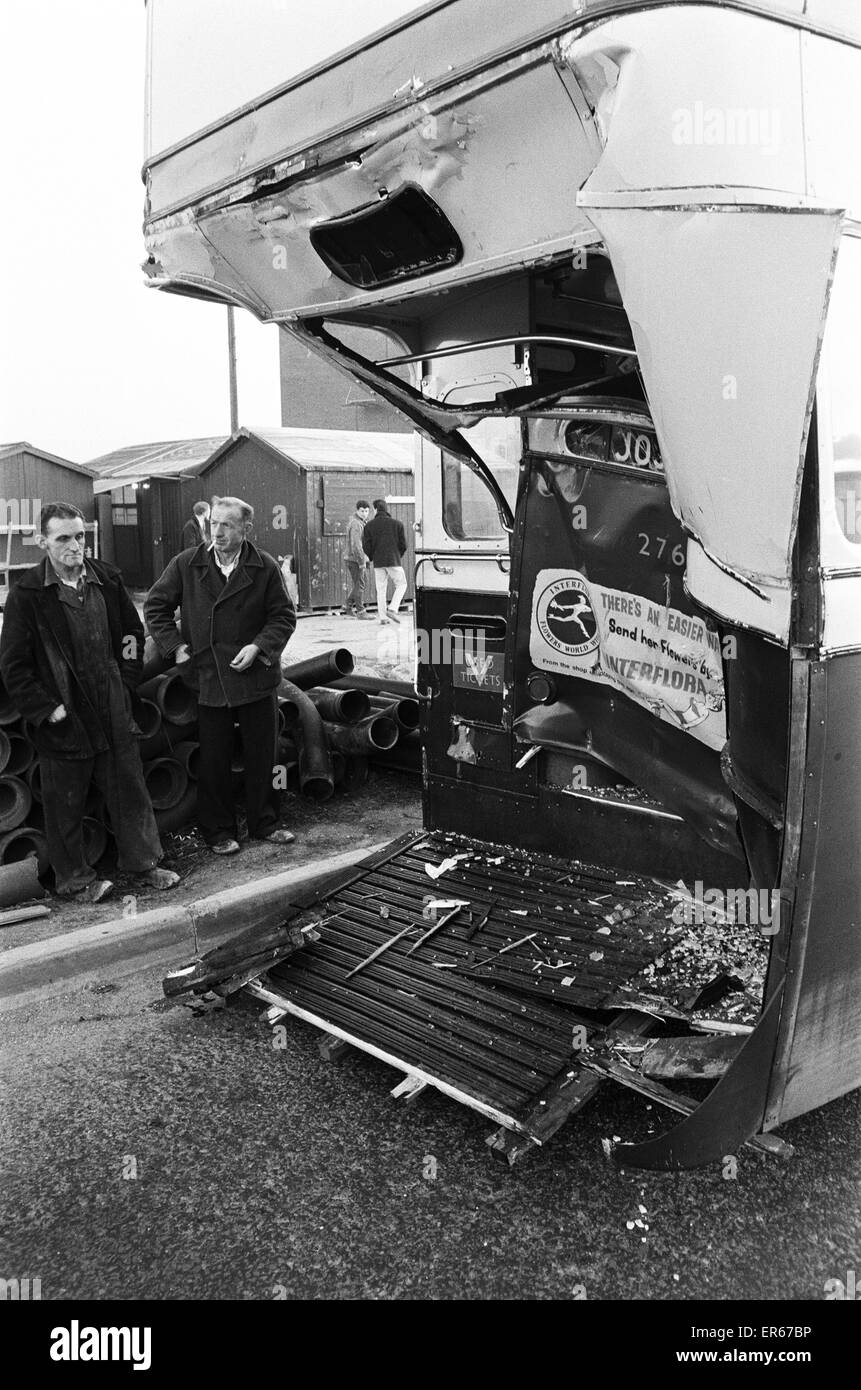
[134,643,421,816]
[0,674,51,900]
[133,658,203,836]
[278,648,421,797]
[0,644,420,889]
[0,662,207,883]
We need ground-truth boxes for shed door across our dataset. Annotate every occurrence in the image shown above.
[158,481,187,566]
[110,487,145,588]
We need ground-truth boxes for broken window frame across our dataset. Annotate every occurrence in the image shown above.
[288,318,639,538]
[309,185,464,290]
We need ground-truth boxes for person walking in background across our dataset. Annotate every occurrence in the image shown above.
[0,502,180,901]
[145,495,296,856]
[362,498,407,625]
[181,500,210,552]
[340,500,373,618]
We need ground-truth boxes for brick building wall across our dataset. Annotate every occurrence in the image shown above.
[279,326,408,433]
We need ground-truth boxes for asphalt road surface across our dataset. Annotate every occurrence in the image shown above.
[1,955,858,1301]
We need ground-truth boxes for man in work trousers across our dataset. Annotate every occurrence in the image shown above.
[145,496,296,856]
[0,502,180,901]
[181,500,210,552]
[340,500,373,618]
[362,498,407,625]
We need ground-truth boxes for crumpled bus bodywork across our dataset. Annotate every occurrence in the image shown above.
[144,0,861,1166]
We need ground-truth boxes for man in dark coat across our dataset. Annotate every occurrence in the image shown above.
[181,500,210,552]
[362,498,408,624]
[145,495,296,855]
[0,502,179,900]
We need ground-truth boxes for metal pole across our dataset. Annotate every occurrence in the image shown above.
[227,305,239,433]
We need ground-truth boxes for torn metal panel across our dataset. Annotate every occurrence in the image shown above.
[683,541,793,640]
[144,1,861,189]
[611,983,785,1169]
[146,58,600,320]
[563,8,808,205]
[557,5,848,642]
[627,1033,744,1080]
[145,0,592,178]
[581,206,840,640]
[143,211,273,317]
[563,8,861,223]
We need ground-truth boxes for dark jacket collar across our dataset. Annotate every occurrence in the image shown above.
[189,539,263,569]
[19,556,106,592]
[43,558,102,588]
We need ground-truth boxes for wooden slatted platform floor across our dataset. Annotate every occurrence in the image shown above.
[264,832,678,1132]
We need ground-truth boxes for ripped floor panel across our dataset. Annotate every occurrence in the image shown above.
[266,831,683,1124]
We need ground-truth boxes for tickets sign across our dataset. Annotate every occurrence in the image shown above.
[452,650,504,692]
[529,568,726,750]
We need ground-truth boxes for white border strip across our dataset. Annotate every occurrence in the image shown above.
[246,979,523,1132]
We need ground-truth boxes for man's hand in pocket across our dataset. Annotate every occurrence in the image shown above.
[48,704,67,724]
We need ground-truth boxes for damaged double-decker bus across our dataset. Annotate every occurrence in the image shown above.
[145,0,861,1167]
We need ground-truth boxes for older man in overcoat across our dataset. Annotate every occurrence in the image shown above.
[145,495,296,855]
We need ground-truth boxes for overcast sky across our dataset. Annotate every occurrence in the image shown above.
[0,1,416,465]
[0,0,424,464]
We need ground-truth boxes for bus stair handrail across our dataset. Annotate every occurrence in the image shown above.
[415,551,511,580]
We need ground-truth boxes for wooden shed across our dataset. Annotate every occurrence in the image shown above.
[90,437,227,589]
[198,428,416,609]
[0,442,97,595]
[90,427,416,607]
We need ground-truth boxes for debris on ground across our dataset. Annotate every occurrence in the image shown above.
[425,853,470,880]
[630,907,769,1026]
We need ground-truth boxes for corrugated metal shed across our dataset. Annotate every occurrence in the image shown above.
[0,441,95,479]
[88,427,416,606]
[89,436,229,487]
[198,429,416,609]
[90,427,413,488]
[240,426,414,472]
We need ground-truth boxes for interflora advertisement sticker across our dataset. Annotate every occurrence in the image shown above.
[530,569,726,751]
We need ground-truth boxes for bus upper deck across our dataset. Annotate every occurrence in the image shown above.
[146,0,861,1167]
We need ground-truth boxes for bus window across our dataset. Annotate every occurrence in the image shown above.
[442,419,519,540]
[823,238,861,545]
